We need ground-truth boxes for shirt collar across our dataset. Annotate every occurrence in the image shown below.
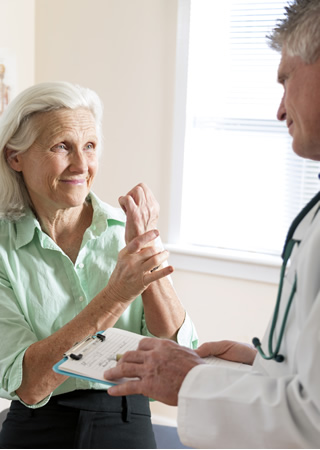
[84,192,126,241]
[15,209,41,250]
[15,192,126,250]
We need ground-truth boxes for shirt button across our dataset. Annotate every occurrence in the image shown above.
[78,263,84,269]
[79,296,84,302]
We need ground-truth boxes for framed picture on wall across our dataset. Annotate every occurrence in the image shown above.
[0,49,17,116]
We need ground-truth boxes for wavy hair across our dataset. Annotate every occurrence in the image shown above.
[0,81,103,221]
[268,0,320,63]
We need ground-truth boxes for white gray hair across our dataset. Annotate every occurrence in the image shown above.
[0,81,103,221]
[268,0,320,63]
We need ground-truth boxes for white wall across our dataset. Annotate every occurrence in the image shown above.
[0,0,278,424]
[0,0,35,415]
[0,0,35,93]
[35,0,176,236]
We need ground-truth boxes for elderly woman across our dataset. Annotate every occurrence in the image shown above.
[0,82,197,449]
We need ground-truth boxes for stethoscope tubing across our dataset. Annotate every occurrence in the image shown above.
[253,191,320,363]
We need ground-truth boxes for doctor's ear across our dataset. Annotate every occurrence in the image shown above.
[4,148,23,172]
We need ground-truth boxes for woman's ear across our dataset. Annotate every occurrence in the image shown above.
[5,148,23,172]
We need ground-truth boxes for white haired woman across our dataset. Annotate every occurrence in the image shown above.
[0,82,197,449]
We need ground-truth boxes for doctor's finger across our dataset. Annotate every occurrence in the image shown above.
[196,342,221,358]
[116,349,147,365]
[196,341,257,365]
[137,337,164,351]
[104,361,143,382]
[108,380,143,397]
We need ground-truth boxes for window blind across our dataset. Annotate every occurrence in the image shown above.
[180,0,320,256]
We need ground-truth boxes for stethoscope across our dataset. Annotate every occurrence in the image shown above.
[252,191,320,363]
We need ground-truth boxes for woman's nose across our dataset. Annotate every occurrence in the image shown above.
[69,149,88,172]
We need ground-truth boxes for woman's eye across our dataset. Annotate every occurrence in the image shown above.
[84,143,95,151]
[52,143,67,152]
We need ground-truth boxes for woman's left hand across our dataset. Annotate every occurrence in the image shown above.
[119,183,160,244]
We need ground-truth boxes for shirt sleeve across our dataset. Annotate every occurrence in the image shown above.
[177,295,320,448]
[0,273,52,408]
[0,281,30,395]
[143,311,198,349]
[176,312,198,349]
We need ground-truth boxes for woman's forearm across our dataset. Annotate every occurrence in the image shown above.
[15,288,128,405]
[142,277,186,340]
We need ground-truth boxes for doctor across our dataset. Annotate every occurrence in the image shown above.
[104,0,320,447]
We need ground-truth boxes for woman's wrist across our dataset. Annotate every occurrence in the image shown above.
[95,285,130,329]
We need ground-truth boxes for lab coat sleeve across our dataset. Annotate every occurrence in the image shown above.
[177,293,320,449]
[178,366,308,448]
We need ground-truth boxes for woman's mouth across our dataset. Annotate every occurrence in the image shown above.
[60,178,86,185]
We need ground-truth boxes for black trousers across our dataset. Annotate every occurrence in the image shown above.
[0,390,156,449]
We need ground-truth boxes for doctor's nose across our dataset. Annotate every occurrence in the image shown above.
[277,95,286,121]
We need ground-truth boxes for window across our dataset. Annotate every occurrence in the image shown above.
[169,0,320,267]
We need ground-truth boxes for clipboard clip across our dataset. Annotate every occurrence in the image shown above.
[64,332,106,360]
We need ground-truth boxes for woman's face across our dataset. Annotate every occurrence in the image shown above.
[9,108,99,215]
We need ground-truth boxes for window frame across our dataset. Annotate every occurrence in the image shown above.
[167,0,282,284]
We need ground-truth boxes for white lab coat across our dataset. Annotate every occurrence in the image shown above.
[177,199,320,448]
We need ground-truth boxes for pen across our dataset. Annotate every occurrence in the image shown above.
[116,353,123,361]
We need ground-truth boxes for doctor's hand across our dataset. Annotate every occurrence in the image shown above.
[119,183,160,244]
[104,338,205,406]
[196,340,257,365]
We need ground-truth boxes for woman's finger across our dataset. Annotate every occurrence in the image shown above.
[125,184,146,207]
[143,265,173,286]
[142,249,169,273]
[126,229,160,254]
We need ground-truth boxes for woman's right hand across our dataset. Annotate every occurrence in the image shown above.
[107,229,173,305]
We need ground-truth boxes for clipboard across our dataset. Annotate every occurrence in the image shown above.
[53,328,145,386]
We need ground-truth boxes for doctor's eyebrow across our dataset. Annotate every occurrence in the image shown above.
[277,66,285,83]
[277,71,287,86]
[277,60,287,85]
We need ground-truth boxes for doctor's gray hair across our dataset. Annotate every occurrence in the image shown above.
[0,81,103,221]
[268,0,320,63]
